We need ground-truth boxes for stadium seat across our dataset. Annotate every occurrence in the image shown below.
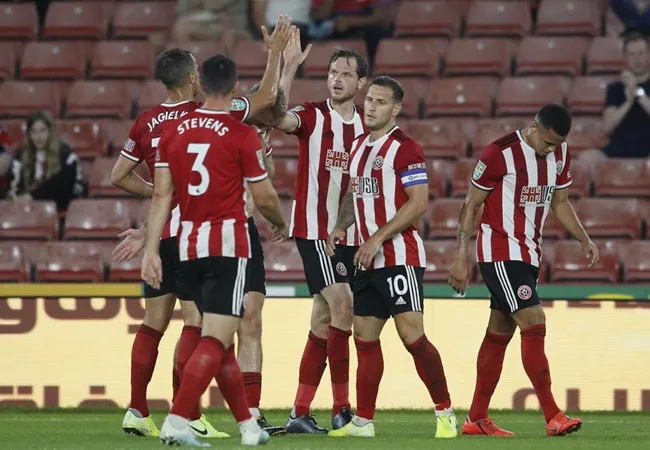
[66,81,132,118]
[407,120,467,159]
[113,1,176,39]
[496,77,566,116]
[32,241,111,282]
[91,41,155,79]
[471,118,529,154]
[516,37,589,76]
[303,40,368,78]
[57,120,107,159]
[20,42,87,80]
[549,239,620,283]
[573,198,642,239]
[0,81,61,118]
[0,200,58,240]
[268,131,299,157]
[622,240,650,282]
[426,159,451,198]
[543,210,569,239]
[253,199,294,240]
[567,76,614,115]
[263,240,305,282]
[466,0,532,37]
[568,157,591,197]
[0,118,25,147]
[373,38,446,77]
[270,158,298,198]
[593,159,650,197]
[0,42,15,80]
[586,37,625,74]
[535,0,601,36]
[232,40,273,77]
[64,199,131,239]
[394,0,462,37]
[137,79,168,114]
[165,41,228,66]
[42,1,109,39]
[132,198,150,227]
[569,116,608,153]
[427,198,468,239]
[422,240,462,282]
[443,38,512,77]
[357,77,428,118]
[425,77,498,117]
[89,157,126,197]
[104,120,133,151]
[0,243,29,281]
[449,159,476,197]
[0,2,38,39]
[286,79,332,107]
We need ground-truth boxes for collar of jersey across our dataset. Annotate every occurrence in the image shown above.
[367,125,399,145]
[161,100,191,107]
[327,98,358,124]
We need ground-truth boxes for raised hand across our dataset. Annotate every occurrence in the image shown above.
[283,27,312,67]
[261,14,293,52]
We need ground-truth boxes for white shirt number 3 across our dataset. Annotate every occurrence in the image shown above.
[187,143,210,196]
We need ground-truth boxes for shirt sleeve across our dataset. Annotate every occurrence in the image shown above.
[265,145,273,157]
[120,118,144,163]
[471,144,507,191]
[604,82,625,108]
[288,102,316,138]
[240,128,268,183]
[393,140,428,188]
[229,96,251,123]
[154,128,170,169]
[556,144,572,189]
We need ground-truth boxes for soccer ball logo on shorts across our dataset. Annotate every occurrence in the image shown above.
[517,285,532,301]
[372,156,384,170]
[336,262,347,276]
[556,160,564,175]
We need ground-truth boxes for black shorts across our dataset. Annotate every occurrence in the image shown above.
[354,265,424,319]
[176,256,248,317]
[143,237,179,299]
[295,238,357,296]
[479,261,540,314]
[245,217,266,295]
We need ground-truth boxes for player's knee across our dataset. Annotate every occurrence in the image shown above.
[514,305,546,329]
[143,303,174,332]
[240,309,263,340]
[394,315,425,346]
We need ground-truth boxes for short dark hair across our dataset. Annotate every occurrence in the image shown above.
[155,48,196,90]
[369,76,404,103]
[328,48,368,79]
[623,32,649,50]
[200,55,238,97]
[536,104,572,137]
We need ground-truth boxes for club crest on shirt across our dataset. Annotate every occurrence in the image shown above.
[230,98,247,111]
[372,156,384,170]
[336,262,347,276]
[556,160,564,175]
[256,149,265,170]
[473,161,487,180]
[517,285,532,300]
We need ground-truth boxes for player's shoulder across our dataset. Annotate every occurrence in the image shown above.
[390,127,422,153]
[479,131,520,160]
[290,100,323,114]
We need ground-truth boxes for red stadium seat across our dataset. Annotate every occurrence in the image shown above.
[286,79,331,107]
[466,0,532,37]
[425,77,498,117]
[113,1,176,39]
[303,40,368,78]
[43,1,109,39]
[253,199,293,241]
[394,0,462,37]
[622,240,650,282]
[357,77,428,118]
[20,42,87,80]
[104,120,133,151]
[443,38,512,77]
[271,158,298,198]
[0,42,15,80]
[132,198,150,227]
[407,120,466,159]
[426,159,451,198]
[567,76,614,115]
[471,118,529,155]
[89,157,130,197]
[593,159,650,197]
[165,41,228,66]
[450,159,476,197]
[496,77,566,116]
[0,118,25,148]
[373,38,446,77]
[32,241,110,282]
[586,37,625,75]
[263,240,305,282]
[535,0,601,36]
[109,258,142,281]
[422,240,462,282]
[427,198,467,238]
[0,2,38,39]
[543,210,569,239]
[549,239,619,283]
[516,37,589,76]
[64,199,131,239]
[0,81,61,118]
[0,200,58,240]
[232,40,272,77]
[268,131,299,157]
[0,243,29,281]
[567,157,591,197]
[137,80,168,114]
[573,198,642,239]
[57,120,107,159]
[91,41,155,79]
[66,81,132,119]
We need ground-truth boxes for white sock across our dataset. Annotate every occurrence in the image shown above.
[167,414,190,430]
[435,406,454,417]
[249,407,261,418]
[290,405,297,418]
[238,417,261,434]
[352,416,372,426]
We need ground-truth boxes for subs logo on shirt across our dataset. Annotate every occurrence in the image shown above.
[352,176,379,198]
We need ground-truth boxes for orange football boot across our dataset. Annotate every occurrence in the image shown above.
[462,418,515,437]
[546,412,582,437]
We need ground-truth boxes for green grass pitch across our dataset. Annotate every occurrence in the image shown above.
[1,409,648,449]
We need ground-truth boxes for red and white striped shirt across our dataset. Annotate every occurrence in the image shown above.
[288,99,367,245]
[349,126,427,269]
[155,109,267,261]
[472,130,572,267]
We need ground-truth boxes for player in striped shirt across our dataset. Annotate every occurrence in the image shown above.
[273,48,368,433]
[448,104,599,437]
[327,76,457,439]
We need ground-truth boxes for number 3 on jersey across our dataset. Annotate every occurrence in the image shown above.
[187,143,210,196]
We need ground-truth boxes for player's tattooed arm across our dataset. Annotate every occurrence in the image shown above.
[455,185,489,255]
[335,189,356,230]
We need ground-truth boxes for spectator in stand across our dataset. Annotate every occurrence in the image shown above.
[252,0,312,49]
[308,0,395,64]
[612,0,650,36]
[602,32,650,158]
[6,112,86,210]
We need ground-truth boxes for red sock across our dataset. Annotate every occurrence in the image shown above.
[216,346,253,423]
[328,325,352,415]
[293,331,328,417]
[171,337,225,419]
[355,338,383,420]
[468,332,513,422]
[406,335,451,410]
[129,324,163,416]
[172,367,181,401]
[521,325,560,423]
[175,325,202,419]
[242,372,262,410]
